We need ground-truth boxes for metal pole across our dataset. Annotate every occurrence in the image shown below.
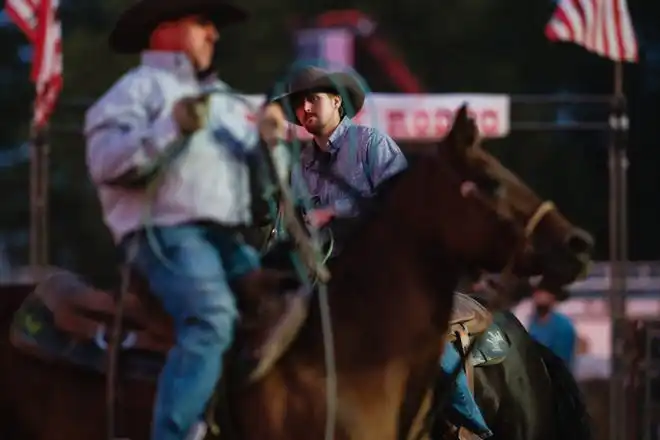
[28,124,49,278]
[608,61,628,440]
[40,128,50,269]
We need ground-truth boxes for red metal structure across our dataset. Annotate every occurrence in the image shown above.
[307,10,423,94]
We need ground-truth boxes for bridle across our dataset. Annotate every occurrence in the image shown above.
[492,200,557,310]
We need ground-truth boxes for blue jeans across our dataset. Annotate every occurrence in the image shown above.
[440,342,493,438]
[123,223,260,440]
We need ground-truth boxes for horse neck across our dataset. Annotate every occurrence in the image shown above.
[302,197,458,366]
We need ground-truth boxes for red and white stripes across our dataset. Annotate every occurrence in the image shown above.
[6,0,63,128]
[545,0,638,62]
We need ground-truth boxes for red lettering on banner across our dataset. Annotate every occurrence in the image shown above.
[386,110,408,139]
[479,109,499,136]
[411,110,430,137]
[386,107,503,139]
[434,109,453,138]
[253,101,503,141]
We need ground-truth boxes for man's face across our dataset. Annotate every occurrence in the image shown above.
[293,92,342,135]
[150,15,219,71]
[532,289,555,307]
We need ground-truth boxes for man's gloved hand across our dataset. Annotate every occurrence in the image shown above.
[173,95,210,135]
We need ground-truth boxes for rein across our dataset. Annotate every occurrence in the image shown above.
[492,200,556,308]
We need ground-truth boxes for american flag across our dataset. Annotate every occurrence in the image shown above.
[5,0,63,128]
[545,0,638,63]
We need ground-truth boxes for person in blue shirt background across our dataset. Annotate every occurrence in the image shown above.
[528,286,577,369]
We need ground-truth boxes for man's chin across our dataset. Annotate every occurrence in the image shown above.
[304,122,321,134]
[193,54,214,73]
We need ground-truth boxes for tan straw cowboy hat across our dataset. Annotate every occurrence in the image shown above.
[271,66,366,125]
[109,0,248,54]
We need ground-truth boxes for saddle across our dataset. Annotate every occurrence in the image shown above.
[34,270,174,353]
[448,293,492,342]
[10,266,307,383]
[443,293,509,440]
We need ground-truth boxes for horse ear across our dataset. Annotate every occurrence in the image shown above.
[441,103,478,156]
[454,104,470,130]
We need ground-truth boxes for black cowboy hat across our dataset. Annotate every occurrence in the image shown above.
[271,66,366,125]
[109,0,249,54]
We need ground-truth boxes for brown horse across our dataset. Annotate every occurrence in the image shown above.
[0,105,592,440]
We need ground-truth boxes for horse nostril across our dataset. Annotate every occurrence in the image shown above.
[564,229,594,255]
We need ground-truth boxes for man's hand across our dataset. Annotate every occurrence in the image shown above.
[305,207,335,228]
[258,102,288,147]
[173,95,210,135]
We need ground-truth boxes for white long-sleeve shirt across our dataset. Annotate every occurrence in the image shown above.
[85,51,258,243]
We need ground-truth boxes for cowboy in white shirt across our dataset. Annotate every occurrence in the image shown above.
[85,0,292,438]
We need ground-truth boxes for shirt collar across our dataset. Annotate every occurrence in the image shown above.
[531,310,557,324]
[326,116,353,151]
[141,50,225,90]
[302,117,353,169]
[141,51,198,81]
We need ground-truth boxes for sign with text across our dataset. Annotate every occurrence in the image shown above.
[245,93,511,140]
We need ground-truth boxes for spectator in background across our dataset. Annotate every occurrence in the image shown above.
[528,286,577,368]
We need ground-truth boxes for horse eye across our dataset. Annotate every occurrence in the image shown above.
[475,176,500,196]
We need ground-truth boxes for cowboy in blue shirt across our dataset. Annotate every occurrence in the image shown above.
[529,286,577,369]
[272,66,493,440]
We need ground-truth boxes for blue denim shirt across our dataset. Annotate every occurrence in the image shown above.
[290,117,408,217]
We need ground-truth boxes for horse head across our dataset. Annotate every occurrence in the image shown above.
[379,105,542,281]
[446,104,593,287]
